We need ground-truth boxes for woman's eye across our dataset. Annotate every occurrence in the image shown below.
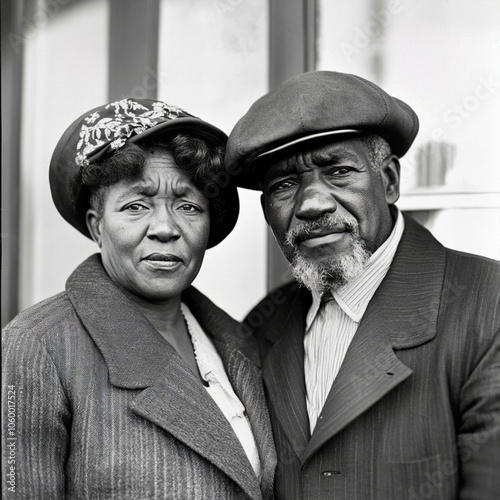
[178,203,200,212]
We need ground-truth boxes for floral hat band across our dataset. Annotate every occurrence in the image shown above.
[75,98,195,167]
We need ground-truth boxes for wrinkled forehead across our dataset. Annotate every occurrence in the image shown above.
[257,135,370,186]
[143,157,204,193]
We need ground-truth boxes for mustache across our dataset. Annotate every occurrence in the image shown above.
[285,213,358,247]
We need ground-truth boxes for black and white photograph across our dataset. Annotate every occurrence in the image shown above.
[2,1,499,498]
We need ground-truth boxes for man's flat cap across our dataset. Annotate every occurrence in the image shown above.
[225,71,419,189]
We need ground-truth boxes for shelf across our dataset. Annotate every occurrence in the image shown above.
[397,191,500,211]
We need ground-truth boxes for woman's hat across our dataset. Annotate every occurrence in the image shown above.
[49,98,239,248]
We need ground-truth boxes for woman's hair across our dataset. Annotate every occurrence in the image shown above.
[81,133,225,217]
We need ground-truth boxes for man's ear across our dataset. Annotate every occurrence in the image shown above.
[86,209,102,248]
[260,193,269,225]
[380,155,401,205]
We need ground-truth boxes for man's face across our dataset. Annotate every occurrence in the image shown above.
[260,136,400,291]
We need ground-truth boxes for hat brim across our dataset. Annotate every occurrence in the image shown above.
[255,128,360,161]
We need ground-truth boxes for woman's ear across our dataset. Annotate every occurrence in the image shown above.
[86,209,102,248]
[380,155,401,205]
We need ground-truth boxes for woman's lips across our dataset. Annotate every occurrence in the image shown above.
[143,253,184,270]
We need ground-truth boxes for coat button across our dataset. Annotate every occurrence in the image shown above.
[322,471,341,477]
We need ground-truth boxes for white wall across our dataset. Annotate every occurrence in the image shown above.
[19,0,108,310]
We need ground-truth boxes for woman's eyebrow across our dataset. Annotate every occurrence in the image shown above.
[172,185,203,200]
[114,180,156,201]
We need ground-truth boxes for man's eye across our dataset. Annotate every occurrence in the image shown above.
[123,203,148,211]
[270,180,295,192]
[330,167,353,176]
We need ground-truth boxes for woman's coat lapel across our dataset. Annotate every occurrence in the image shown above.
[65,255,273,500]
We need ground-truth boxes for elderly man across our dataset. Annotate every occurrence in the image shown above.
[225,71,500,500]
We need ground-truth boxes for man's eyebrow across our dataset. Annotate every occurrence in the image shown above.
[264,161,296,180]
[312,149,360,165]
[260,168,292,191]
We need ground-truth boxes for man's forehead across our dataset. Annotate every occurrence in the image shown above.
[262,137,367,176]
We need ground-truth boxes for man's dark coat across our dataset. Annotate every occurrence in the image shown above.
[247,215,500,499]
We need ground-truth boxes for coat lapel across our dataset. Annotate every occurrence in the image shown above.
[65,255,266,500]
[261,285,312,460]
[303,304,413,461]
[182,287,277,499]
[303,216,447,462]
[129,360,263,500]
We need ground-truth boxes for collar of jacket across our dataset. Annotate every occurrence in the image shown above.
[65,254,260,389]
[263,214,446,350]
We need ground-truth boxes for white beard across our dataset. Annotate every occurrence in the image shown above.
[283,214,371,293]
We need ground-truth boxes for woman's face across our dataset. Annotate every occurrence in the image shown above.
[86,151,210,303]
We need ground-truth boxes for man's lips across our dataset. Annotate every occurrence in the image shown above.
[296,228,348,249]
[296,228,346,243]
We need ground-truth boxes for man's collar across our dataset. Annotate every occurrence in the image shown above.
[306,208,405,328]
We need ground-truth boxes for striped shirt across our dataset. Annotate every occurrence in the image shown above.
[304,209,405,434]
[181,303,262,479]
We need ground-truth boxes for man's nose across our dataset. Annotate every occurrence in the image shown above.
[294,178,338,220]
[147,207,181,242]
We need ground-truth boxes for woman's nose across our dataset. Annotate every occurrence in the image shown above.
[147,208,181,241]
[294,178,338,220]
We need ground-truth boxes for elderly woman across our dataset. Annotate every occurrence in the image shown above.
[2,99,276,499]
